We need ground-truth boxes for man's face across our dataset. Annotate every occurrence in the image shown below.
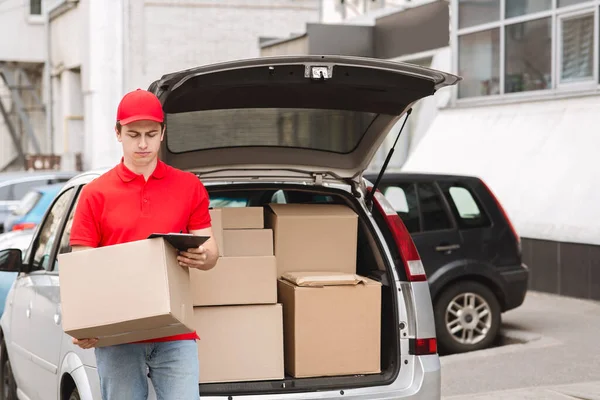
[116,120,164,165]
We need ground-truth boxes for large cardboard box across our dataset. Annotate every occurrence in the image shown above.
[265,204,358,276]
[222,229,273,257]
[277,272,381,378]
[190,256,277,306]
[209,208,224,256]
[220,207,264,229]
[195,305,284,383]
[58,238,194,347]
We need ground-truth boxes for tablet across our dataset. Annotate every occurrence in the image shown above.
[148,233,210,251]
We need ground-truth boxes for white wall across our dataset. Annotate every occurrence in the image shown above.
[0,0,45,63]
[83,0,124,170]
[402,95,600,246]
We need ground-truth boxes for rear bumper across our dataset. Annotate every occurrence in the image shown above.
[499,263,529,311]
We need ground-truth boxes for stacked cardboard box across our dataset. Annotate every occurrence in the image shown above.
[264,203,382,378]
[191,207,284,384]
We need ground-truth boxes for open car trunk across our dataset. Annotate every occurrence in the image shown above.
[197,182,402,397]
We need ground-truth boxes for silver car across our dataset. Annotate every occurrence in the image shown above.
[0,55,459,400]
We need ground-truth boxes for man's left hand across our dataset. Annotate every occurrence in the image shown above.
[178,246,209,269]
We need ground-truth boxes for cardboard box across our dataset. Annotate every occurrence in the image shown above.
[209,208,224,256]
[195,304,284,383]
[277,272,381,378]
[222,229,273,257]
[220,207,264,229]
[190,256,277,306]
[265,204,358,276]
[58,238,194,347]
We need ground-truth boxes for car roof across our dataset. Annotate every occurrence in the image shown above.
[364,171,482,183]
[0,171,77,185]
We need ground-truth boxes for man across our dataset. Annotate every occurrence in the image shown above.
[68,89,219,400]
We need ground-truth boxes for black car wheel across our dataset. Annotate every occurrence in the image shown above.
[0,340,17,400]
[434,281,501,355]
[68,388,81,400]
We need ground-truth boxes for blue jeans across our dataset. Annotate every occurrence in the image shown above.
[95,340,200,400]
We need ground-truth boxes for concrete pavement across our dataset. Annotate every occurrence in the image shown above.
[440,291,600,399]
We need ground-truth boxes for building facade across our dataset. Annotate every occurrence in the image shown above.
[3,0,321,172]
[0,0,48,171]
[402,0,600,300]
[260,0,451,174]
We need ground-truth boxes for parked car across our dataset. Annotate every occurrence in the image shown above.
[0,171,76,234]
[0,229,34,317]
[3,183,66,232]
[364,172,529,354]
[0,55,460,400]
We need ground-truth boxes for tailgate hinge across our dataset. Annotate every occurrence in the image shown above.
[312,173,324,185]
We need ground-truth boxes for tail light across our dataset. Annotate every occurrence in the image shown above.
[409,338,438,355]
[12,222,36,231]
[482,182,521,253]
[370,189,427,282]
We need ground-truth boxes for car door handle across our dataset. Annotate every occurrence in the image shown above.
[435,244,460,252]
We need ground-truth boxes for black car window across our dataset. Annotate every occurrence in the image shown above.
[439,182,491,229]
[381,184,420,233]
[417,182,452,231]
[30,187,74,271]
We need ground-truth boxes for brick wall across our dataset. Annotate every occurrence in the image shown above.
[126,0,320,90]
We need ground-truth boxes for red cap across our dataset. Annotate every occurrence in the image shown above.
[116,89,164,125]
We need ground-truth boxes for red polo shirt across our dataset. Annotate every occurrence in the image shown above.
[69,159,212,343]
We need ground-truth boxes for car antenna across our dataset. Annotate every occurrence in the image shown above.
[364,108,412,210]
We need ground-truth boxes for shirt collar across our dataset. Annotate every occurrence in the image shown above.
[116,158,167,182]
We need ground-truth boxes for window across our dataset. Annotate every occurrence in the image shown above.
[458,0,500,29]
[30,0,42,15]
[417,183,452,232]
[559,0,589,7]
[456,1,598,99]
[439,183,491,229]
[166,108,378,155]
[57,194,80,258]
[505,18,552,93]
[506,0,552,18]
[560,13,594,83]
[11,191,42,217]
[382,184,420,233]
[458,29,500,98]
[30,188,73,271]
[13,180,44,200]
[0,185,12,200]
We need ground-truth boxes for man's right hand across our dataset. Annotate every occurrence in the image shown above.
[72,337,99,349]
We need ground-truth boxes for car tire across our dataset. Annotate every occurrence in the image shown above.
[68,388,80,400]
[0,340,17,400]
[434,281,501,355]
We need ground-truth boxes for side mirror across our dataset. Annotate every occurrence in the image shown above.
[0,249,23,273]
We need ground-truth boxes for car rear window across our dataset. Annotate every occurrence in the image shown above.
[12,191,42,216]
[165,108,378,154]
[438,182,491,229]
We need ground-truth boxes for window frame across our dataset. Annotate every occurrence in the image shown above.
[24,186,79,274]
[438,181,493,230]
[556,9,598,87]
[451,0,600,105]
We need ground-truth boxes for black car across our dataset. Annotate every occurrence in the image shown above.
[365,172,529,354]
